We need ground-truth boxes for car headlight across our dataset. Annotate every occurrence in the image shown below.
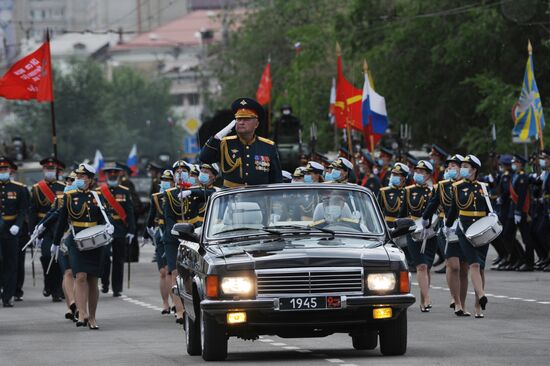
[367,273,396,292]
[220,277,254,295]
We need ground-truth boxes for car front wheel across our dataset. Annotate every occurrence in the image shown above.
[351,330,378,350]
[185,312,201,356]
[200,310,228,361]
[379,310,407,356]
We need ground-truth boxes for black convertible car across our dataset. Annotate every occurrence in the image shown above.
[172,183,416,361]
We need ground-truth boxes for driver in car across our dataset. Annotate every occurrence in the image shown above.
[310,194,360,230]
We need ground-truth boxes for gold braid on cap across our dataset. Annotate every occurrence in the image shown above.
[220,139,243,177]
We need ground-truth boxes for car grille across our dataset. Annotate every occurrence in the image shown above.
[256,268,363,296]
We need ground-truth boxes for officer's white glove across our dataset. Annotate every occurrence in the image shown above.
[50,244,59,257]
[487,174,494,183]
[105,223,115,235]
[36,223,45,234]
[126,233,135,245]
[514,213,521,225]
[178,190,192,200]
[488,212,498,218]
[421,218,430,228]
[496,197,502,205]
[9,225,19,236]
[214,120,236,140]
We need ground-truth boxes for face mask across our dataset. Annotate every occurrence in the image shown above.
[0,172,9,181]
[373,168,379,175]
[74,179,86,190]
[188,176,197,185]
[331,170,342,180]
[359,166,366,174]
[324,172,332,181]
[377,159,384,166]
[447,169,458,180]
[64,184,76,193]
[159,181,171,192]
[413,173,425,185]
[107,178,118,187]
[389,175,401,187]
[460,167,470,178]
[325,205,342,222]
[181,171,189,182]
[198,172,210,185]
[511,164,518,171]
[539,159,546,168]
[44,171,57,180]
[304,174,313,183]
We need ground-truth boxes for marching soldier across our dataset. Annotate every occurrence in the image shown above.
[422,154,470,316]
[359,152,381,195]
[199,97,282,187]
[493,155,515,270]
[0,156,28,307]
[145,169,174,314]
[529,154,549,270]
[378,162,408,227]
[377,147,394,187]
[444,155,491,318]
[99,162,136,297]
[147,162,163,196]
[429,144,448,184]
[540,149,550,271]
[29,157,66,302]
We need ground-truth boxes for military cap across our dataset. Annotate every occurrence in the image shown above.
[200,163,219,176]
[282,170,292,183]
[499,154,513,165]
[415,160,433,173]
[338,147,352,160]
[40,156,65,169]
[431,144,448,158]
[147,162,163,172]
[231,97,265,121]
[0,156,15,168]
[9,160,18,171]
[539,149,550,159]
[511,154,527,165]
[66,171,77,180]
[446,154,464,165]
[463,154,481,169]
[305,161,324,174]
[172,160,191,171]
[75,163,96,177]
[160,169,174,181]
[331,157,354,172]
[102,162,122,172]
[380,147,395,158]
[115,161,132,175]
[361,151,375,166]
[292,166,306,178]
[313,152,331,166]
[405,152,418,166]
[391,162,410,176]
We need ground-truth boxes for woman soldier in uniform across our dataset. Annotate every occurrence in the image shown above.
[53,164,114,329]
[399,160,437,312]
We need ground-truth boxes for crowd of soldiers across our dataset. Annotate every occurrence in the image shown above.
[1,96,549,327]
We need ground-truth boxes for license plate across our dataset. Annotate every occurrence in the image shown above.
[279,296,341,310]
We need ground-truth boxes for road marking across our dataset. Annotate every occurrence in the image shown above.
[283,346,300,350]
[259,338,273,342]
[270,342,287,346]
[326,359,345,363]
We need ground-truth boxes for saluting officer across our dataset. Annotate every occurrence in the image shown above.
[444,155,491,318]
[29,157,66,302]
[400,160,437,312]
[199,97,282,187]
[98,162,136,297]
[422,154,470,316]
[0,156,28,307]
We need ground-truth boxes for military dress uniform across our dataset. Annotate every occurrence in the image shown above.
[98,180,135,295]
[29,176,65,300]
[493,159,517,269]
[0,158,28,306]
[146,190,167,271]
[378,186,405,228]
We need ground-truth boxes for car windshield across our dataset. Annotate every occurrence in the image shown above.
[206,187,385,239]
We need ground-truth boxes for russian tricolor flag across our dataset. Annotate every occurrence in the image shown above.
[127,144,138,176]
[362,69,388,151]
[93,149,105,181]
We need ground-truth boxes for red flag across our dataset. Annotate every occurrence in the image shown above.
[335,54,362,130]
[256,61,272,105]
[0,41,54,102]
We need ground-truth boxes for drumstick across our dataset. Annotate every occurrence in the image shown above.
[46,254,55,275]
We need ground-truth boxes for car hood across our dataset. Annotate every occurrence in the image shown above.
[209,238,391,270]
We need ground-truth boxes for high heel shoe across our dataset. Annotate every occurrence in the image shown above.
[76,318,89,327]
[420,305,430,313]
[449,302,455,309]
[88,323,99,330]
[161,308,170,315]
[65,311,74,320]
[479,296,488,310]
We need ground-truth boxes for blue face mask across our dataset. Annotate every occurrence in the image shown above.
[460,167,470,178]
[74,179,86,190]
[198,172,210,185]
[324,172,332,181]
[44,171,57,180]
[377,159,384,166]
[304,174,313,183]
[0,172,9,181]
[331,170,342,180]
[159,181,171,192]
[107,178,118,187]
[447,169,458,180]
[540,159,546,168]
[413,173,425,185]
[188,176,197,185]
[511,164,518,171]
[389,175,401,187]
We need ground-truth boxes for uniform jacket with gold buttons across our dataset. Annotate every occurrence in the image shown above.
[445,179,490,231]
[399,184,433,220]
[0,180,28,237]
[422,179,454,221]
[378,186,405,227]
[29,180,65,231]
[97,184,135,239]
[199,135,283,187]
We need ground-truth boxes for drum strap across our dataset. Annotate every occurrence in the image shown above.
[479,183,494,213]
[91,190,112,227]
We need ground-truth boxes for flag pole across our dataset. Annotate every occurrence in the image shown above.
[46,30,58,159]
[267,55,272,137]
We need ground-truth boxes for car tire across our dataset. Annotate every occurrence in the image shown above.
[185,312,201,356]
[379,310,407,356]
[351,330,378,350]
[200,310,228,361]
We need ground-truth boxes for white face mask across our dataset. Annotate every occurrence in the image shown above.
[324,205,342,222]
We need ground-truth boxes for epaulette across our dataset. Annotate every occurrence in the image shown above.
[12,180,26,187]
[404,184,416,190]
[452,179,465,187]
[152,192,163,197]
[165,187,178,193]
[438,179,450,184]
[380,186,391,191]
[56,180,66,186]
[222,135,238,141]
[65,189,78,194]
[257,136,275,145]
[118,185,130,191]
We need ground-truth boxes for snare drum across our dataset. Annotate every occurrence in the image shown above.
[411,215,439,242]
[393,235,408,248]
[74,225,112,251]
[464,215,502,247]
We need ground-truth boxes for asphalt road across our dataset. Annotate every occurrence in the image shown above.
[1,245,549,366]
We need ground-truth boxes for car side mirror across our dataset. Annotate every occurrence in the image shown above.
[171,223,199,243]
[390,218,416,238]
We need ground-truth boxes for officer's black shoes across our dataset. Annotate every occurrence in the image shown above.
[88,323,99,330]
[450,302,455,309]
[434,266,446,274]
[3,301,14,308]
[112,292,122,297]
[76,318,89,327]
[14,296,23,302]
[543,265,550,272]
[433,256,445,267]
[52,296,63,303]
[42,289,51,297]
[517,264,534,272]
[101,285,109,294]
[479,296,488,311]
[491,257,503,265]
[474,313,484,319]
[176,316,185,324]
[65,311,75,320]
